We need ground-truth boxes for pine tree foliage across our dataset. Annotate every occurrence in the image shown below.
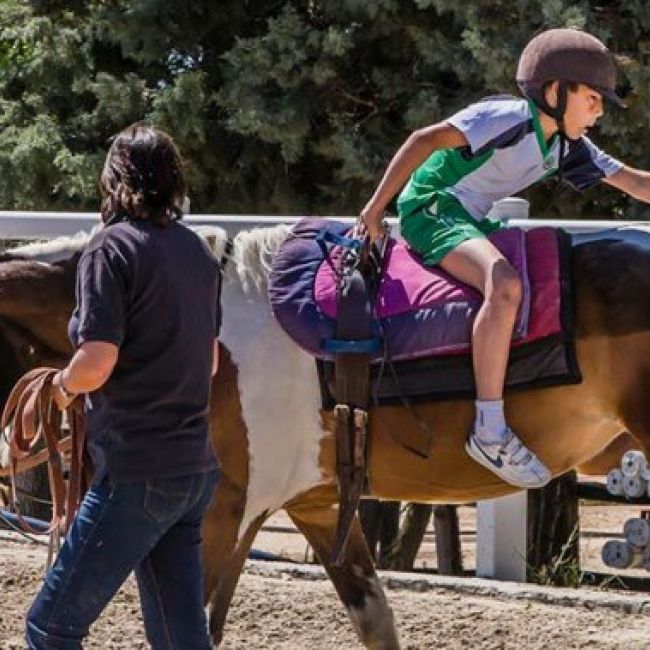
[0,0,647,218]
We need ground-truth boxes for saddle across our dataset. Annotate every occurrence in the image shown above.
[0,368,88,543]
[268,218,580,563]
[270,219,579,395]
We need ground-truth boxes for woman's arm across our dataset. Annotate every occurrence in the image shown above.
[361,122,469,239]
[604,165,650,203]
[212,339,220,377]
[53,341,119,409]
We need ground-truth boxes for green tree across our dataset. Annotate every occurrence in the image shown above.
[0,0,648,218]
[217,0,650,218]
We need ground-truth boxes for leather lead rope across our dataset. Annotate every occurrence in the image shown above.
[0,368,87,539]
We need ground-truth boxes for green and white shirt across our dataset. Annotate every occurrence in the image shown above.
[397,96,623,220]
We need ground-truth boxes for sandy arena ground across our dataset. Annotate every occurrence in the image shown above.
[2,502,650,648]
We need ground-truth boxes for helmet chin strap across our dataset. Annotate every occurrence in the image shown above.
[532,81,568,184]
[554,82,568,185]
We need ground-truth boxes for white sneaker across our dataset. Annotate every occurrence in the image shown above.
[465,428,551,489]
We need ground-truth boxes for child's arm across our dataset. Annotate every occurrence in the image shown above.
[604,166,650,203]
[361,122,469,240]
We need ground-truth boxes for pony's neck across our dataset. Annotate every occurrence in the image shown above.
[574,235,650,339]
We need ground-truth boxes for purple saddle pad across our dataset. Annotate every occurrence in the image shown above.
[268,218,562,363]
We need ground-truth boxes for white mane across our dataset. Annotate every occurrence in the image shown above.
[6,222,293,292]
[9,221,650,280]
[7,228,98,264]
[229,224,292,293]
[187,224,292,293]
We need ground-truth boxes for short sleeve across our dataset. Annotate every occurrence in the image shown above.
[446,97,529,155]
[562,137,624,191]
[75,249,128,347]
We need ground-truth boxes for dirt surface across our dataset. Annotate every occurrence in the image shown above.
[2,503,650,649]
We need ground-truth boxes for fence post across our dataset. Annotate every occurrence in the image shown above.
[527,471,579,584]
[476,491,528,581]
[434,505,463,575]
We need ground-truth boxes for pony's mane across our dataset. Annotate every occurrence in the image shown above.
[184,224,292,292]
[6,228,98,263]
[6,222,293,292]
[228,224,292,293]
[9,221,650,276]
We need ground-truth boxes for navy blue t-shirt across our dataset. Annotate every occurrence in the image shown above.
[68,218,221,483]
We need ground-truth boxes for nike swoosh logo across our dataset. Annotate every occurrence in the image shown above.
[473,440,504,468]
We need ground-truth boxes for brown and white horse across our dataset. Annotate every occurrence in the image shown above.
[2,223,650,649]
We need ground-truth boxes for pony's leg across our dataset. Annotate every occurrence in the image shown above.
[287,496,400,650]
[202,345,271,646]
[202,476,267,646]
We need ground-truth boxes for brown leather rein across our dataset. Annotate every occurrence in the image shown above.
[0,368,88,536]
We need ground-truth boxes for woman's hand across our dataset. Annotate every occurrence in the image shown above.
[52,370,77,411]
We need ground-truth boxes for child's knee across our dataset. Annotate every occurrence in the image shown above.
[490,263,522,308]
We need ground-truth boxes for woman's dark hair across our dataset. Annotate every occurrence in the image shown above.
[100,123,186,226]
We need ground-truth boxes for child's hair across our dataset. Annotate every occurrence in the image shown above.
[100,123,186,226]
[540,80,580,96]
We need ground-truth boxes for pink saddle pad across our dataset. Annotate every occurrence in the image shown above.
[314,227,561,360]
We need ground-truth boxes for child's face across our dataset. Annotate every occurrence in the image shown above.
[564,84,605,139]
[546,82,604,139]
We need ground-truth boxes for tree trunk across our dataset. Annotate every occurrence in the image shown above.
[527,471,579,586]
[434,505,463,575]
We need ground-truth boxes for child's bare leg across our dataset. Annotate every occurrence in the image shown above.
[440,239,521,400]
[439,238,550,488]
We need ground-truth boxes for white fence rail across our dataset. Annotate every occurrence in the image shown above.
[0,210,644,240]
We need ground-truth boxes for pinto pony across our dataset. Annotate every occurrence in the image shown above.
[198,223,650,649]
[1,223,650,649]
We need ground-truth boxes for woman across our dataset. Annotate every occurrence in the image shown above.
[26,124,222,649]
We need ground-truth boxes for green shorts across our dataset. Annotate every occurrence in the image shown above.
[399,193,502,265]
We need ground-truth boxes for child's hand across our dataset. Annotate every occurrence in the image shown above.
[360,207,385,242]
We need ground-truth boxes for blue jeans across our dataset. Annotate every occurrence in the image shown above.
[26,469,219,649]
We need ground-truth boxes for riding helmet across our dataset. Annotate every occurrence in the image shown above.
[516,28,624,118]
